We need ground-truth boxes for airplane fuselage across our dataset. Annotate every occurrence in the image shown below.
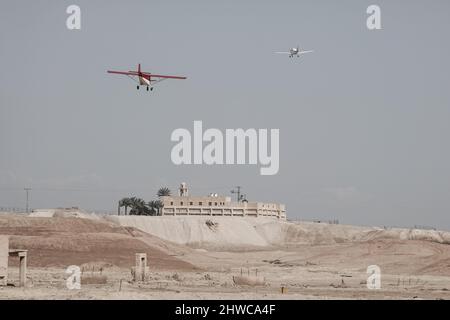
[139,75,151,86]
[289,48,299,57]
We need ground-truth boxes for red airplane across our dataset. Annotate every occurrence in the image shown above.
[107,64,187,91]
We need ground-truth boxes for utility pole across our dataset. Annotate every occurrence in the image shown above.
[231,186,242,203]
[24,188,31,213]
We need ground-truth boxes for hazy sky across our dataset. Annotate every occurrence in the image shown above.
[1,0,449,230]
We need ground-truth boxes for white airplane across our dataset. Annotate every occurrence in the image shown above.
[276,46,313,58]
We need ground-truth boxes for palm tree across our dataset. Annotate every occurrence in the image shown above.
[118,197,133,216]
[147,200,157,216]
[149,200,164,216]
[157,187,171,198]
[154,199,163,215]
[129,197,150,216]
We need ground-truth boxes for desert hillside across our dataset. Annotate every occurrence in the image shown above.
[1,212,450,299]
[0,215,195,270]
[107,215,450,249]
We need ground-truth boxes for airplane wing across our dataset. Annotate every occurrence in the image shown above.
[275,52,291,54]
[299,50,314,55]
[108,70,186,80]
[140,72,187,80]
[107,70,138,76]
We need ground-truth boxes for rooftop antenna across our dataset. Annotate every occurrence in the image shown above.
[231,186,242,203]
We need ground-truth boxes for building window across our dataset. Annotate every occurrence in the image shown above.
[209,202,212,206]
[170,201,173,205]
[199,202,202,206]
[190,202,193,205]
[215,202,217,206]
[180,201,183,206]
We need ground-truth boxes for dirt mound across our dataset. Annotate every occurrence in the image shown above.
[0,215,196,270]
[29,208,102,220]
[108,216,450,249]
[107,216,274,249]
[257,221,450,246]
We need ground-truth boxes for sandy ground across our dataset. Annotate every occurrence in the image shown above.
[1,213,450,300]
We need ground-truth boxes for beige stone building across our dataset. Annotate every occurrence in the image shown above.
[160,183,286,220]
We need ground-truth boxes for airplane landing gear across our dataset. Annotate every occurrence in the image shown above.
[146,86,149,91]
[150,87,154,91]
[137,85,140,90]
